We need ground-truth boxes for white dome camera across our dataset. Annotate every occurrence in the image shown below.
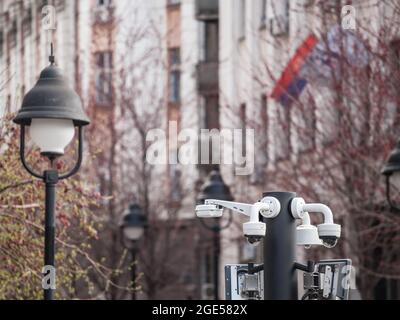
[318,223,341,248]
[243,221,266,244]
[296,222,322,248]
[291,197,341,248]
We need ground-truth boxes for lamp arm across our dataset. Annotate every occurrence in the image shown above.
[386,175,400,212]
[59,126,84,180]
[220,211,233,230]
[20,125,45,179]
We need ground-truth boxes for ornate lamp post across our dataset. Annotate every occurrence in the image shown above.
[13,47,90,300]
[197,169,233,300]
[382,140,400,211]
[120,203,147,300]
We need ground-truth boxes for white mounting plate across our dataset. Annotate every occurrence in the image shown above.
[291,197,306,219]
[260,196,281,218]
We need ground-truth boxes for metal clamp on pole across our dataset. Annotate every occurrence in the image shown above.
[199,192,351,301]
[301,259,352,300]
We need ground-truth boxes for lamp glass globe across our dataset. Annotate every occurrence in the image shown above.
[29,118,75,155]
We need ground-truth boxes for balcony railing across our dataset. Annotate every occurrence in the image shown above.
[196,61,218,95]
[195,0,219,21]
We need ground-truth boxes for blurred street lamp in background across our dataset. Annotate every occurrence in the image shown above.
[13,45,90,300]
[197,169,233,300]
[382,140,400,211]
[120,203,147,300]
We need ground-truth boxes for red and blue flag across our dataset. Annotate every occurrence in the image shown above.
[271,34,318,107]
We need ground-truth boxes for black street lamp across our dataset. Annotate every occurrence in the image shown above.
[382,140,400,211]
[120,203,147,300]
[13,47,90,300]
[197,169,233,300]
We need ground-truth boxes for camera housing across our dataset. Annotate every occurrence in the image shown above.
[195,204,223,218]
[246,235,264,245]
[296,224,322,247]
[243,221,266,244]
[318,223,341,248]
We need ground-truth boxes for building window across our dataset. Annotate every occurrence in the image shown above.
[97,0,112,7]
[315,88,338,146]
[238,0,246,40]
[95,51,113,105]
[276,105,291,161]
[8,20,17,49]
[240,103,247,152]
[96,51,113,69]
[6,95,11,114]
[390,40,400,90]
[260,0,267,28]
[320,0,341,14]
[94,0,114,23]
[22,7,33,37]
[169,47,180,66]
[169,163,182,203]
[297,95,316,153]
[250,95,269,184]
[167,0,181,6]
[204,22,219,62]
[204,96,219,129]
[55,0,66,11]
[0,31,3,58]
[169,48,181,103]
[381,40,400,133]
[261,94,268,159]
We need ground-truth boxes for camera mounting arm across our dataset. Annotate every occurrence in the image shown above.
[202,197,281,221]
[204,199,252,217]
[196,197,281,243]
[291,198,341,248]
[291,198,333,223]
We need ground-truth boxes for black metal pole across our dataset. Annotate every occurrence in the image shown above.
[43,170,58,300]
[263,192,297,300]
[213,225,220,300]
[131,248,137,300]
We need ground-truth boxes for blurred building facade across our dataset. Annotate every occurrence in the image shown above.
[164,0,222,300]
[217,0,400,300]
[159,0,400,300]
[0,0,80,116]
[2,0,400,300]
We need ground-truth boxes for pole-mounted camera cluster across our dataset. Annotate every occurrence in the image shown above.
[196,195,341,248]
[196,192,352,300]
